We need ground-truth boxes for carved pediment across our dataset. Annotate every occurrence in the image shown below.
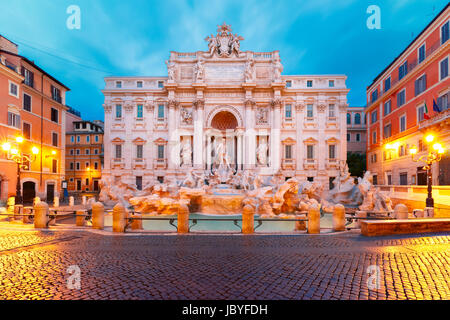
[281,137,296,145]
[326,137,340,144]
[270,99,282,108]
[303,137,318,144]
[111,137,125,144]
[133,137,147,144]
[154,137,168,145]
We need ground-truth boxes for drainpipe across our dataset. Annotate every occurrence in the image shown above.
[40,74,44,187]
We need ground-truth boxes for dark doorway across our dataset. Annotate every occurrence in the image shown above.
[46,184,55,202]
[93,179,99,191]
[22,181,36,204]
[417,166,427,185]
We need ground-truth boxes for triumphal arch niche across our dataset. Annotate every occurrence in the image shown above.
[103,22,349,188]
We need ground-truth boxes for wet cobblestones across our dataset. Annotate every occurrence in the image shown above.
[0,230,449,300]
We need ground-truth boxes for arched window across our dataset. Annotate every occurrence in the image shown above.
[354,113,361,124]
[347,113,351,124]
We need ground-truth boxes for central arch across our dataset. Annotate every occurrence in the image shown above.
[211,111,238,130]
[206,105,243,129]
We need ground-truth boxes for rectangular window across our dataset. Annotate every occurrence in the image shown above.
[85,149,90,155]
[400,115,406,132]
[52,159,58,173]
[398,61,408,80]
[285,80,292,88]
[86,135,90,143]
[356,133,361,142]
[387,175,392,185]
[285,104,292,119]
[384,77,391,92]
[158,105,165,119]
[115,104,122,118]
[9,82,18,97]
[418,105,425,122]
[136,176,143,191]
[70,135,74,143]
[440,57,448,80]
[418,44,426,64]
[329,145,336,159]
[115,145,122,158]
[137,104,143,119]
[22,67,34,87]
[397,89,406,107]
[116,81,122,88]
[284,145,292,159]
[51,108,58,123]
[137,81,143,88]
[85,162,90,170]
[347,133,351,142]
[384,124,391,139]
[383,100,391,116]
[70,162,74,170]
[23,93,31,112]
[95,135,99,142]
[76,149,80,155]
[23,122,31,140]
[136,145,143,159]
[94,149,99,155]
[307,145,314,159]
[371,110,377,124]
[373,175,378,185]
[306,80,313,87]
[371,89,378,103]
[76,162,80,170]
[437,92,449,111]
[400,173,408,185]
[157,145,164,159]
[328,104,335,117]
[306,104,314,118]
[329,80,334,87]
[52,132,58,147]
[94,162,99,170]
[442,21,449,44]
[372,131,377,144]
[76,135,80,143]
[158,81,164,88]
[8,112,20,128]
[414,74,426,96]
[51,85,61,103]
[70,149,74,155]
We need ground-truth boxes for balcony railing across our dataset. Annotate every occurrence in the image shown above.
[303,158,317,169]
[368,38,448,108]
[282,158,296,170]
[154,158,167,169]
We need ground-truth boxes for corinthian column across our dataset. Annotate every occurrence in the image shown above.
[193,99,204,169]
[244,99,256,169]
[271,99,282,171]
[167,99,179,170]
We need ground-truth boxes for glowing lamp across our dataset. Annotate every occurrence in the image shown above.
[409,146,417,155]
[385,143,391,150]
[15,136,24,143]
[10,148,18,155]
[392,142,400,149]
[2,142,11,151]
[51,150,56,155]
[432,143,442,151]
[425,134,434,143]
[32,147,39,155]
[438,148,445,155]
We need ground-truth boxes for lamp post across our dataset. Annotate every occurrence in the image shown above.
[2,137,39,205]
[409,133,445,209]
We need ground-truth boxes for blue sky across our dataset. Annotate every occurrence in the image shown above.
[0,0,448,121]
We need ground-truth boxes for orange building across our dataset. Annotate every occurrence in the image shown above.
[366,5,449,186]
[0,35,69,203]
[65,118,103,194]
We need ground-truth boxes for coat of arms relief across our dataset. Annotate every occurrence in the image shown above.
[204,22,244,58]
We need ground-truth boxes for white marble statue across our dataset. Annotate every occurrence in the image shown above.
[256,137,268,166]
[194,59,204,82]
[166,60,176,81]
[181,139,192,166]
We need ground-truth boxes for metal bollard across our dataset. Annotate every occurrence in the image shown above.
[69,196,74,207]
[82,196,87,206]
[355,211,367,228]
[332,204,346,232]
[53,196,59,208]
[294,214,307,231]
[112,203,127,233]
[76,210,86,227]
[308,205,320,234]
[34,202,49,229]
[413,209,424,218]
[177,204,190,234]
[131,213,143,230]
[92,202,105,230]
[394,204,408,219]
[242,204,255,234]
[424,207,434,218]
[7,197,15,220]
[33,197,41,206]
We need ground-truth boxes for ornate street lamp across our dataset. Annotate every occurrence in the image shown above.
[409,133,445,209]
[2,137,39,205]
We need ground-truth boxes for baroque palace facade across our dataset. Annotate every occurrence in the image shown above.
[102,23,349,190]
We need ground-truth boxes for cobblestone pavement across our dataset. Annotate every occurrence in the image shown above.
[0,230,449,300]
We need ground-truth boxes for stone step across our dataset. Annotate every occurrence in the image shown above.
[361,219,450,237]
